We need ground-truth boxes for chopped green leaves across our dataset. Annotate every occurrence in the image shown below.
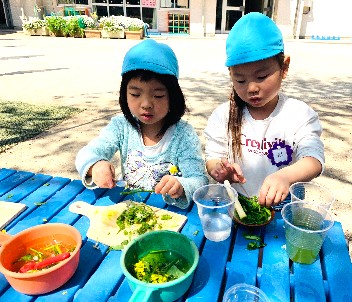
[238,195,271,225]
[247,241,266,250]
[243,232,267,250]
[161,214,172,220]
[115,203,158,237]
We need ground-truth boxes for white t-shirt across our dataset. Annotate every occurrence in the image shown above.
[204,94,324,197]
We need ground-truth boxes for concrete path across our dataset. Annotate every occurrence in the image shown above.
[0,31,351,248]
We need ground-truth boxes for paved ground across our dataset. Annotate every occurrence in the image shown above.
[0,31,351,250]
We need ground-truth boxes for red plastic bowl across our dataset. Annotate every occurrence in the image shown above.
[0,223,81,295]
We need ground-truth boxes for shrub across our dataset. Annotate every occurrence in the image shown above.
[45,16,67,36]
[63,16,84,37]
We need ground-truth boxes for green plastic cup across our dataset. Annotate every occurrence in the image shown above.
[282,201,334,264]
[120,230,199,302]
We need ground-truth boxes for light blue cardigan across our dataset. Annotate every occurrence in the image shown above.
[75,114,208,208]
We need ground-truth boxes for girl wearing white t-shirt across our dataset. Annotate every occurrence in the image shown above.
[204,13,324,208]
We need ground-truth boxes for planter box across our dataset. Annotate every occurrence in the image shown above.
[84,29,101,38]
[24,28,49,36]
[125,29,144,40]
[101,29,125,39]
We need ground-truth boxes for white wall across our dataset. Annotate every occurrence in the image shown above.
[274,0,352,39]
[274,0,297,39]
[189,0,216,36]
[300,0,352,38]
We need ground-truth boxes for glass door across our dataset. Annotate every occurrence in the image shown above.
[222,0,245,32]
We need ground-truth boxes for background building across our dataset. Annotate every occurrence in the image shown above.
[1,0,351,39]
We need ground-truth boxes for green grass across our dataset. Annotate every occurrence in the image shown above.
[0,100,81,153]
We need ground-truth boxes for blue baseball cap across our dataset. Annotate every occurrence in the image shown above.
[225,12,284,67]
[121,39,179,78]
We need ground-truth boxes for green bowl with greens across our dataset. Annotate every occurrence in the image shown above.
[120,230,199,302]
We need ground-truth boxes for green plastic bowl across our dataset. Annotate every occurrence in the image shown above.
[120,230,199,302]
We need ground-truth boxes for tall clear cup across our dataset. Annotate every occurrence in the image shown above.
[193,184,236,242]
[281,201,334,264]
[289,182,335,210]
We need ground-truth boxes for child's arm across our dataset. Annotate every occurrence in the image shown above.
[258,156,322,207]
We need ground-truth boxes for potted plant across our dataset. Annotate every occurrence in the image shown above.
[81,14,101,38]
[63,16,85,38]
[124,17,145,40]
[100,16,125,39]
[22,18,48,36]
[45,15,67,37]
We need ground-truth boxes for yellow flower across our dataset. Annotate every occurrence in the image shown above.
[169,165,179,175]
[150,273,168,283]
[134,260,147,280]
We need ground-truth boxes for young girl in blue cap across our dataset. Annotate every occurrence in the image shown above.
[76,39,208,209]
[204,13,324,208]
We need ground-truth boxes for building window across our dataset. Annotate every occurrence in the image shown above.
[160,0,189,9]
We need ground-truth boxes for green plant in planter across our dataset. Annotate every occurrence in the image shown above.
[45,16,67,37]
[63,16,84,37]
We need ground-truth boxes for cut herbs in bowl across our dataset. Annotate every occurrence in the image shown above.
[0,223,81,295]
[121,230,199,302]
[233,195,274,227]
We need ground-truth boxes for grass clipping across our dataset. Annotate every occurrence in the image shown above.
[0,100,81,153]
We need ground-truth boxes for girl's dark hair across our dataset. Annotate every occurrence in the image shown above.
[228,53,285,160]
[119,69,187,137]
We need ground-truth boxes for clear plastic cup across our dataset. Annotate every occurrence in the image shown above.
[289,182,335,210]
[193,184,236,242]
[223,283,270,302]
[281,201,334,264]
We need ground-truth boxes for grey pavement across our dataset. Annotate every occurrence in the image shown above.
[0,31,352,247]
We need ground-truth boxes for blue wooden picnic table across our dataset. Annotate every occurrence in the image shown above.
[0,168,351,302]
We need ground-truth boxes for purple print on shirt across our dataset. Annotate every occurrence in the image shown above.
[267,141,293,167]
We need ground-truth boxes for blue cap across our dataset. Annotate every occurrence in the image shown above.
[121,39,179,78]
[226,12,284,67]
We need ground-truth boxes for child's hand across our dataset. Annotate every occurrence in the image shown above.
[209,158,246,184]
[154,175,184,199]
[91,160,116,189]
[258,172,290,207]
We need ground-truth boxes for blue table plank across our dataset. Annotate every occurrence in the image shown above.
[260,215,290,302]
[74,250,123,301]
[0,168,16,181]
[109,278,132,301]
[321,222,352,302]
[225,227,261,289]
[8,180,84,234]
[187,238,231,301]
[0,171,34,196]
[5,176,70,230]
[0,286,35,302]
[0,174,52,203]
[292,260,326,302]
[0,274,9,297]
